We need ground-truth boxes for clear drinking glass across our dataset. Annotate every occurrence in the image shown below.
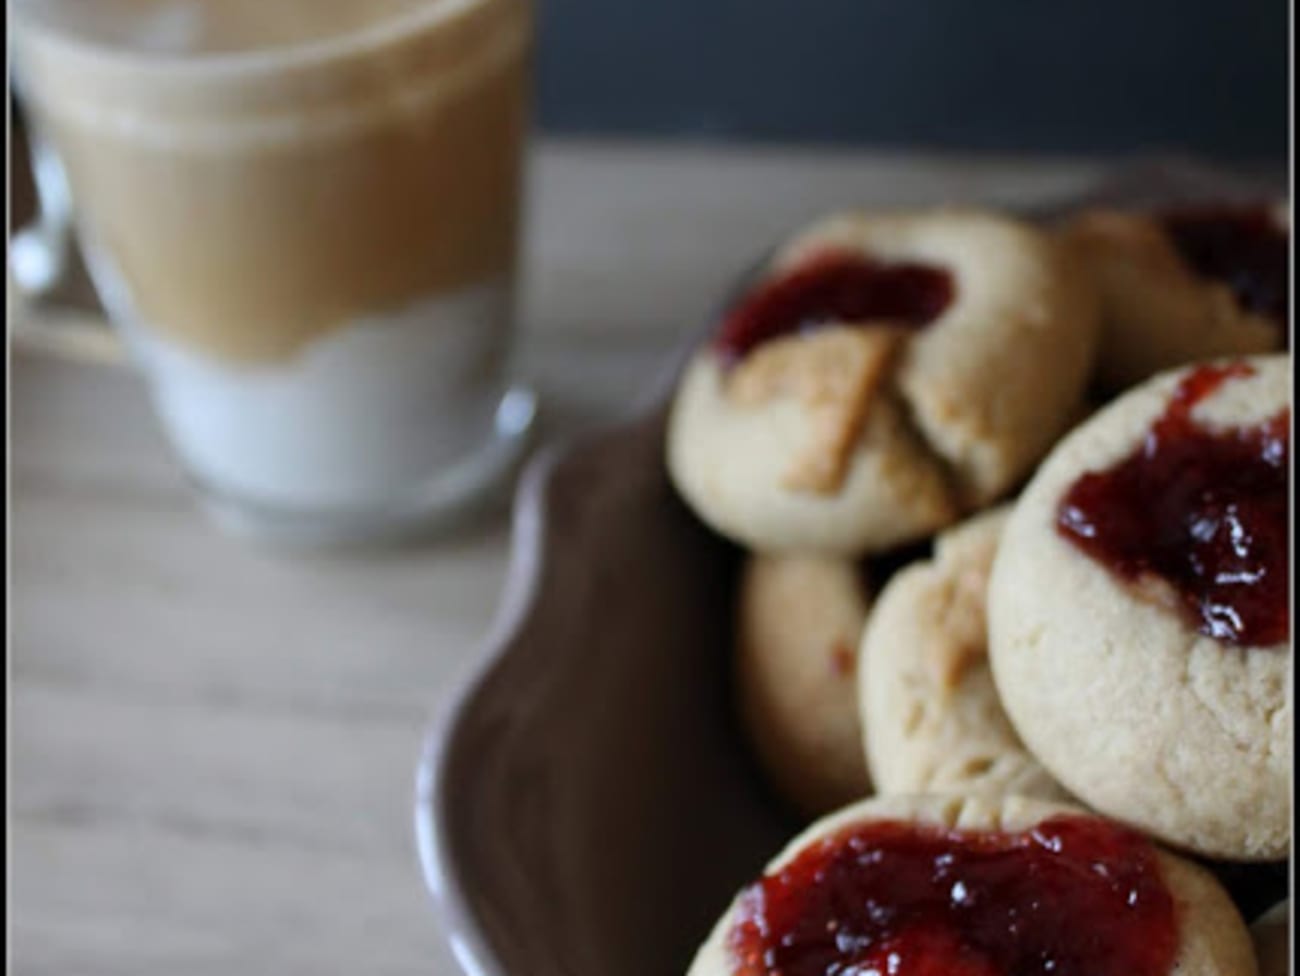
[9,0,537,546]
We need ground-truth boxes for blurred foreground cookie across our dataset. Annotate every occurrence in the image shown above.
[667,209,1098,554]
[990,356,1291,860]
[860,506,1065,800]
[688,793,1256,976]
[1251,901,1289,976]
[1062,203,1288,393]
[736,555,873,818]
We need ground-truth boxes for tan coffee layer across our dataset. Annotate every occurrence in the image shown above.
[14,0,528,365]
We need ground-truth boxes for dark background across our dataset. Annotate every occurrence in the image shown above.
[534,0,1289,159]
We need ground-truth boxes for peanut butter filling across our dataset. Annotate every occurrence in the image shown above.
[727,326,904,494]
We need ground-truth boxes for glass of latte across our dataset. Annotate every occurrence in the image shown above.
[10,0,536,545]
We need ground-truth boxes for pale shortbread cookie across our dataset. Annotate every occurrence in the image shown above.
[1061,207,1286,393]
[669,342,957,554]
[667,209,1099,555]
[860,507,1066,800]
[989,356,1292,861]
[1251,901,1290,976]
[736,554,873,818]
[688,793,1258,976]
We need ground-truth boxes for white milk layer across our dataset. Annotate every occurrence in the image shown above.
[121,280,513,510]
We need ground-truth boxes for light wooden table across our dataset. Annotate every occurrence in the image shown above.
[10,142,1106,975]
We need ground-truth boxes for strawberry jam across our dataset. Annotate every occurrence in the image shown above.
[728,814,1176,976]
[714,251,955,363]
[1161,206,1289,329]
[1058,363,1290,647]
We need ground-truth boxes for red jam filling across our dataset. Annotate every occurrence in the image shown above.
[714,251,955,363]
[728,814,1177,976]
[1058,363,1290,647]
[1161,206,1289,329]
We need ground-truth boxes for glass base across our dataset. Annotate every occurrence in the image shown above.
[194,386,538,549]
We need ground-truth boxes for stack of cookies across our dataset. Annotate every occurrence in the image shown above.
[665,203,1290,976]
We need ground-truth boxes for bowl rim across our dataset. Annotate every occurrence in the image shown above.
[413,312,693,976]
[414,432,560,976]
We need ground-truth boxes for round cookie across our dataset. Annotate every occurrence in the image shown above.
[989,355,1291,861]
[860,506,1066,800]
[736,554,873,817]
[1251,901,1289,976]
[667,209,1099,555]
[1060,203,1287,393]
[688,793,1258,976]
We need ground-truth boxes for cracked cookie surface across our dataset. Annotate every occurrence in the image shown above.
[667,209,1098,555]
[860,507,1066,800]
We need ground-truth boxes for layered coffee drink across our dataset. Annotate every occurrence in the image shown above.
[12,0,532,536]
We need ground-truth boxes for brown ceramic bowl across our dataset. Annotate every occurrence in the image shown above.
[414,161,1288,976]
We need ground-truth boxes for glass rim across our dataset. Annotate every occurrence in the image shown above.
[8,0,508,81]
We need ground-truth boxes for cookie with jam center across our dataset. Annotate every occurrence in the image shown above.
[989,355,1291,861]
[1060,203,1288,394]
[667,209,1099,555]
[687,794,1256,976]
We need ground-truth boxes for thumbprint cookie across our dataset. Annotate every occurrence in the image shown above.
[860,507,1066,801]
[667,209,1099,555]
[989,356,1291,861]
[687,793,1257,976]
[1061,203,1288,393]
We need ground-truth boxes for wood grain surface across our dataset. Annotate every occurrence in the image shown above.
[10,142,1106,975]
